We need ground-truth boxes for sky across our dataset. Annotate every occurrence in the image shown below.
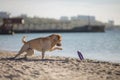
[0,0,120,25]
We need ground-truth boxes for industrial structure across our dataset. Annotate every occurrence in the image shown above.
[0,18,24,34]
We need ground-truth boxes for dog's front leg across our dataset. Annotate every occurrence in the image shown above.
[41,50,45,59]
[50,47,62,51]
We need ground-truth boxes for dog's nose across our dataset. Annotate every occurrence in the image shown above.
[57,43,62,46]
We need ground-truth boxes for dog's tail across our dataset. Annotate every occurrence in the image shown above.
[22,36,27,44]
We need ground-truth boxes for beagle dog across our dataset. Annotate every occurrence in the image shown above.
[13,34,62,59]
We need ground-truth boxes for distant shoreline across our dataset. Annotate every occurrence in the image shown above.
[14,25,105,33]
[0,25,105,34]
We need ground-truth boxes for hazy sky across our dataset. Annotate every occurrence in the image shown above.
[0,0,120,25]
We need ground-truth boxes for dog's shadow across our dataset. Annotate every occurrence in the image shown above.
[0,57,67,63]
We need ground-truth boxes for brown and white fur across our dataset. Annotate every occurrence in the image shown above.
[13,34,62,59]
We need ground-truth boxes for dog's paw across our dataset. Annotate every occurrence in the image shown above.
[59,48,63,50]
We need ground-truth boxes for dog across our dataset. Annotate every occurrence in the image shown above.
[13,34,62,59]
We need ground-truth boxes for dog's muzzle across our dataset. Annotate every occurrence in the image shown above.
[56,43,62,46]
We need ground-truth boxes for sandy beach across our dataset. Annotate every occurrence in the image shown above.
[0,50,120,80]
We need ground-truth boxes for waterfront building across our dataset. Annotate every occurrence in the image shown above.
[0,12,10,18]
[60,16,69,21]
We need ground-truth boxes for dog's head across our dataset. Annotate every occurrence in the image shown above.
[49,34,62,46]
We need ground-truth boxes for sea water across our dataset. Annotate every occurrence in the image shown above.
[0,30,120,63]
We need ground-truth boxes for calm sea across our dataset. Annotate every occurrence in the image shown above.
[0,30,120,63]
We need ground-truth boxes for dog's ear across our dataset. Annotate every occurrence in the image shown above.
[57,35,61,41]
[52,34,61,41]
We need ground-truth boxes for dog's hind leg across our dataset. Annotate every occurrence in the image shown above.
[14,44,29,59]
[14,51,24,59]
[24,48,34,59]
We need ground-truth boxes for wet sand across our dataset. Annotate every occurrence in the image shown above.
[0,50,120,80]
